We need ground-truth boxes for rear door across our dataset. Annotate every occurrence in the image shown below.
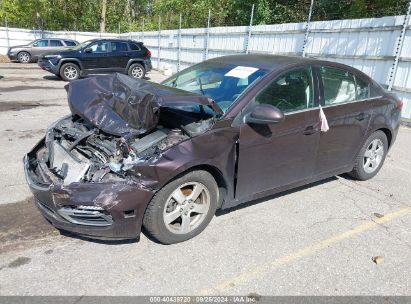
[314,66,373,175]
[235,66,321,199]
[107,41,130,71]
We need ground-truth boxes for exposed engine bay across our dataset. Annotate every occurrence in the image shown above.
[31,107,214,186]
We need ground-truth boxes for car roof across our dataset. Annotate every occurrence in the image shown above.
[83,38,141,43]
[206,54,360,74]
[36,38,77,41]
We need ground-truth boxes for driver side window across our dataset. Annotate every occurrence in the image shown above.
[256,68,314,113]
[33,40,48,47]
[88,41,109,53]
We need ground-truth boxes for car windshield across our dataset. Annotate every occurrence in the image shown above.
[162,61,269,113]
[71,40,94,50]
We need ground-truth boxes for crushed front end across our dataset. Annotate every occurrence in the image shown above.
[23,117,159,240]
[24,114,199,239]
[23,73,220,240]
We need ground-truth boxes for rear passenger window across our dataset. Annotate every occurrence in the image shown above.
[129,43,141,51]
[320,67,356,105]
[111,42,128,52]
[355,76,370,100]
[256,68,314,113]
[50,40,63,47]
[64,40,77,47]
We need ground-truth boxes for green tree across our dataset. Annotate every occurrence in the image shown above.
[0,0,409,31]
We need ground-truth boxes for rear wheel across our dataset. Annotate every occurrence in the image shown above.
[60,63,80,81]
[128,63,145,79]
[143,170,218,244]
[18,51,31,63]
[349,130,388,181]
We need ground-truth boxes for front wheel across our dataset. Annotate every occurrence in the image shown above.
[18,51,31,63]
[128,63,145,79]
[349,130,388,181]
[60,63,80,81]
[143,170,218,244]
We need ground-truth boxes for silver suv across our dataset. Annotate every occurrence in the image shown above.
[7,38,78,63]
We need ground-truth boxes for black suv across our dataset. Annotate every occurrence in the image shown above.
[38,39,152,81]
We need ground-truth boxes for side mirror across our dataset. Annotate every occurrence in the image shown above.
[84,47,92,53]
[244,104,284,125]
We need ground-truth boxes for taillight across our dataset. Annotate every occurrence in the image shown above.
[396,100,403,110]
[146,50,151,57]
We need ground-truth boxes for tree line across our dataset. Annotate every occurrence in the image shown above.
[0,0,408,33]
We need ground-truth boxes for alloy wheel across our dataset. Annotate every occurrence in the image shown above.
[131,66,143,78]
[18,52,30,63]
[363,138,384,174]
[163,182,211,234]
[63,66,78,80]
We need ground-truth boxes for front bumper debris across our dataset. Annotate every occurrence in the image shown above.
[23,141,155,240]
[7,53,17,61]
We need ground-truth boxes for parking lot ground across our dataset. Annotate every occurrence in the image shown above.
[0,62,410,296]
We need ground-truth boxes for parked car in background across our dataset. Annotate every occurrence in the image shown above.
[24,55,402,244]
[7,38,78,63]
[37,38,152,81]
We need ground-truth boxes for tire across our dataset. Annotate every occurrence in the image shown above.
[17,51,31,63]
[349,130,388,181]
[143,170,218,244]
[128,63,145,79]
[60,63,80,81]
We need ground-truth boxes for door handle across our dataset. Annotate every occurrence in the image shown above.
[303,125,317,135]
[355,112,365,121]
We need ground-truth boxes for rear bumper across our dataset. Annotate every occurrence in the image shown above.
[144,59,152,72]
[23,141,155,240]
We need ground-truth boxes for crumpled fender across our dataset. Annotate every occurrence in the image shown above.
[131,123,239,202]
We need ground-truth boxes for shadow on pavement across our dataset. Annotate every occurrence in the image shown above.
[43,75,62,81]
[216,176,338,216]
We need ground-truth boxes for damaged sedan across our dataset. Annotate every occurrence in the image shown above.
[24,55,402,244]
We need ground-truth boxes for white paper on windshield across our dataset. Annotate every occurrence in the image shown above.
[225,66,259,79]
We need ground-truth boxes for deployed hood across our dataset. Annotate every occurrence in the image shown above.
[66,73,223,137]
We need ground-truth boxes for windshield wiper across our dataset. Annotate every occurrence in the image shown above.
[170,75,179,88]
[198,77,205,96]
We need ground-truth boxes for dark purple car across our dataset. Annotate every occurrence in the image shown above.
[24,55,402,244]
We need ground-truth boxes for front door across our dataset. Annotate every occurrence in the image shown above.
[31,39,50,59]
[314,66,372,175]
[236,67,320,199]
[81,41,109,70]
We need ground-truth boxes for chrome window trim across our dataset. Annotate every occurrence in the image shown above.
[283,96,383,115]
[284,105,320,116]
[320,96,383,109]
